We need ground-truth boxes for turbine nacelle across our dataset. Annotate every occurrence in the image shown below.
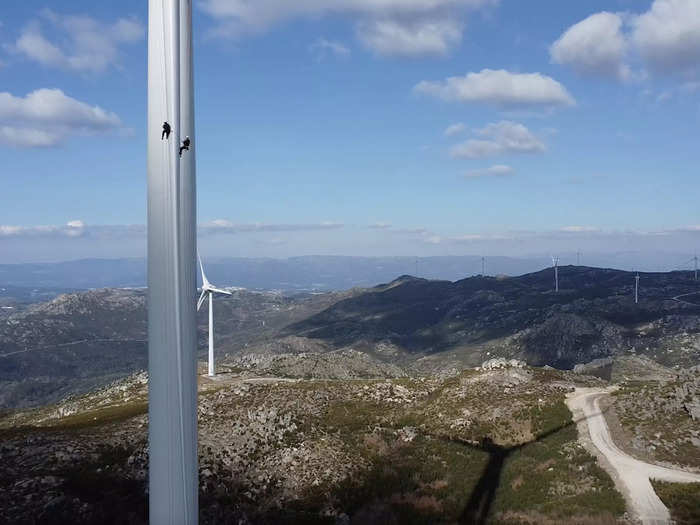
[197,286,232,311]
[197,253,232,311]
[203,284,232,295]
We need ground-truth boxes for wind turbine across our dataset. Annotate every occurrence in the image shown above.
[147,0,198,521]
[552,256,559,292]
[677,254,698,280]
[635,273,640,304]
[197,254,232,377]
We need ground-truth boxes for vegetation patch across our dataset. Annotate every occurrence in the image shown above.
[1,367,627,524]
[651,481,700,525]
[611,374,700,469]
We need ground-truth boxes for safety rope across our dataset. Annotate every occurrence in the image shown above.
[161,0,169,125]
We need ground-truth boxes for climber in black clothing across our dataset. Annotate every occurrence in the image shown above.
[179,136,190,157]
[161,121,171,140]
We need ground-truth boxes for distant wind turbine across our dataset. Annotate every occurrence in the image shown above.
[552,256,559,292]
[197,254,232,377]
[635,273,640,304]
[481,256,486,276]
[677,254,698,280]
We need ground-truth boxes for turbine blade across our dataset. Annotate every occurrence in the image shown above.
[197,290,207,311]
[198,251,210,286]
[211,287,232,295]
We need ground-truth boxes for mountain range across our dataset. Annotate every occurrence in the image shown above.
[1,265,698,410]
[281,266,700,370]
[1,253,696,291]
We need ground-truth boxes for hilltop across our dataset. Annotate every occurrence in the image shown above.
[279,266,700,370]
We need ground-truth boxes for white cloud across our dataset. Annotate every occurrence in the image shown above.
[450,121,545,159]
[681,81,700,93]
[199,0,498,56]
[310,38,351,61]
[559,226,602,233]
[645,79,700,102]
[200,220,344,235]
[414,69,575,109]
[656,90,673,102]
[199,0,497,33]
[0,88,122,148]
[392,227,431,235]
[255,237,287,246]
[665,225,700,233]
[632,0,700,73]
[444,122,466,137]
[550,12,631,80]
[451,233,510,242]
[382,226,700,247]
[0,221,346,240]
[464,164,514,178]
[552,1,700,79]
[357,17,462,57]
[13,9,144,73]
[412,226,694,245]
[368,222,392,229]
[0,127,57,148]
[0,221,86,238]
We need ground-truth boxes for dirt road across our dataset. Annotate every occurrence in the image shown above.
[567,388,700,525]
[672,291,700,307]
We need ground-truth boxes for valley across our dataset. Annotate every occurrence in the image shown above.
[1,266,699,523]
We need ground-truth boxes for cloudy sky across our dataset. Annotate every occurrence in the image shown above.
[1,0,699,263]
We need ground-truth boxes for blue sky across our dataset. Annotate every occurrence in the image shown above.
[1,0,699,263]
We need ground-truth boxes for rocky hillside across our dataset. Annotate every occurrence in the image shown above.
[3,266,699,411]
[0,289,147,411]
[0,288,349,410]
[285,267,700,369]
[0,364,625,524]
[605,366,700,470]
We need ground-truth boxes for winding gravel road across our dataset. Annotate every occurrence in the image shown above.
[567,388,700,525]
[672,291,700,307]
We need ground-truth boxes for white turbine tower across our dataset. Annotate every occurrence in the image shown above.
[552,256,559,292]
[635,273,640,304]
[197,255,231,377]
[147,0,198,522]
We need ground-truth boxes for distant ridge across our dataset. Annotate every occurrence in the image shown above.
[284,266,700,369]
[1,254,697,291]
